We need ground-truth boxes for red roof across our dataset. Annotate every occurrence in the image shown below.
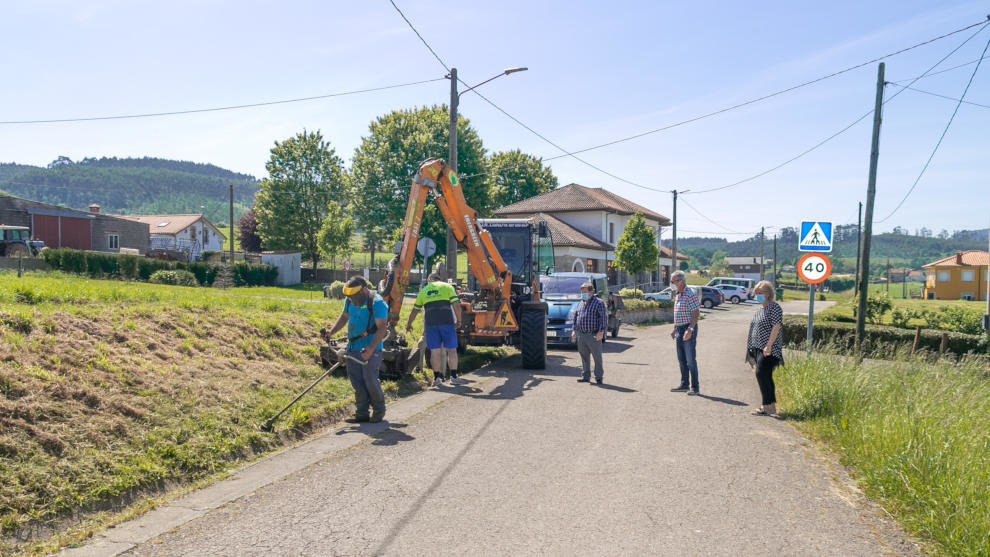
[922,250,989,268]
[495,183,670,224]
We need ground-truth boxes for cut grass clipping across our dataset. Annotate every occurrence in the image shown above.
[0,270,507,554]
[777,352,989,556]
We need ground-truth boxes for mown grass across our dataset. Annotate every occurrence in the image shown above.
[0,270,507,555]
[777,352,990,556]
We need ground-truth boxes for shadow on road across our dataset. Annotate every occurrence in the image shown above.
[593,382,637,393]
[334,421,417,445]
[697,394,749,407]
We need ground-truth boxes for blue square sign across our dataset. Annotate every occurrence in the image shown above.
[799,221,833,252]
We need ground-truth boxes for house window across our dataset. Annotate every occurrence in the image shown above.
[961,269,974,282]
[608,223,614,244]
[937,270,950,282]
[108,234,119,250]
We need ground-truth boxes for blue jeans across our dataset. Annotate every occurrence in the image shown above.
[675,324,699,391]
[345,349,385,417]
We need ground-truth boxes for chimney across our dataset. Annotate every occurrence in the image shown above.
[955,251,964,265]
[88,203,100,214]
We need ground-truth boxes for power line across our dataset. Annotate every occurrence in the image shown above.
[684,19,990,196]
[891,53,990,82]
[542,17,990,162]
[877,35,990,224]
[886,83,990,109]
[388,0,451,73]
[0,78,446,125]
[677,195,742,233]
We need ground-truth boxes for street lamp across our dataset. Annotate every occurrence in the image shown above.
[445,66,528,280]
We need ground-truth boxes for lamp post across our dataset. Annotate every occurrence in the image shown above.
[446,67,528,280]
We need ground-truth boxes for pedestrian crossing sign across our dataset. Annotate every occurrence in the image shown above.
[798,221,833,252]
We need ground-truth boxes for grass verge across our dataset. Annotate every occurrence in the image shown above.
[0,271,508,555]
[777,352,989,556]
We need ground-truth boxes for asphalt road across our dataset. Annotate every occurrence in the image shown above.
[112,300,913,556]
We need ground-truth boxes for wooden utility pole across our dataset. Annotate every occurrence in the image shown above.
[229,184,234,262]
[854,201,862,295]
[670,190,678,287]
[446,67,459,282]
[886,258,890,294]
[760,226,767,282]
[856,63,885,352]
[772,234,778,286]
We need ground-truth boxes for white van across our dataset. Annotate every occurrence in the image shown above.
[705,276,756,298]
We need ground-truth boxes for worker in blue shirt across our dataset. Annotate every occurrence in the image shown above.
[323,276,389,423]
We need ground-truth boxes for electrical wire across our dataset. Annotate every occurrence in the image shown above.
[885,83,990,109]
[389,0,451,73]
[677,195,742,233]
[876,35,990,224]
[891,53,990,82]
[0,78,446,125]
[541,17,990,162]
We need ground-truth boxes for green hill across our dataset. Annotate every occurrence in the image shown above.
[675,225,988,276]
[0,157,259,223]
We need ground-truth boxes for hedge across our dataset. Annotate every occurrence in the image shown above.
[41,248,278,287]
[782,315,988,359]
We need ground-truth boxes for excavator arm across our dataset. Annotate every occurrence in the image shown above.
[380,158,515,333]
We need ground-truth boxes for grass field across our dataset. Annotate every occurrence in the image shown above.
[778,352,989,556]
[0,270,507,555]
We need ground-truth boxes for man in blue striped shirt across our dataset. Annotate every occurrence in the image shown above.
[569,282,608,384]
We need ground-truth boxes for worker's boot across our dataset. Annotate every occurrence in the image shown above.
[369,409,386,423]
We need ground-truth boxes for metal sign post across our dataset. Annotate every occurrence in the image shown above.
[796,252,832,355]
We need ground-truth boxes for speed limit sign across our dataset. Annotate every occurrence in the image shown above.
[797,253,832,284]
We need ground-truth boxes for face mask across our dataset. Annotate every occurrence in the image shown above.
[756,294,767,303]
[581,293,590,301]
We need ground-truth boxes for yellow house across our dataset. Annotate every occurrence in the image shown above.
[922,250,989,301]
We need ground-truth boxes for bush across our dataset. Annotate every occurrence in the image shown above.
[890,308,913,328]
[328,281,345,299]
[149,270,198,287]
[619,288,643,299]
[864,292,892,324]
[782,316,987,359]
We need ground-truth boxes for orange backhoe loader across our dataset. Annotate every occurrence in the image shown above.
[321,158,551,377]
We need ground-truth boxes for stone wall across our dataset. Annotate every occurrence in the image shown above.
[0,256,49,271]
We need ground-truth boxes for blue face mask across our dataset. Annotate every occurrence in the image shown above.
[756,294,767,303]
[581,293,590,301]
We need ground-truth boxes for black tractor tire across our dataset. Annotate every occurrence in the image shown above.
[519,305,547,370]
[702,299,714,309]
[731,296,741,304]
[7,244,29,258]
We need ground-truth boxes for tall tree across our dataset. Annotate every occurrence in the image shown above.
[237,205,262,253]
[318,203,355,268]
[350,105,487,259]
[255,130,349,269]
[614,213,660,285]
[485,150,558,209]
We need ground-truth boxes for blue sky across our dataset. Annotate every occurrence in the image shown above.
[1,0,988,237]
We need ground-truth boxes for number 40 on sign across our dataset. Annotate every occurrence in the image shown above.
[797,253,831,284]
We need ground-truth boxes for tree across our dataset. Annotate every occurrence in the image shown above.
[255,130,349,269]
[237,205,262,253]
[485,150,558,209]
[709,250,731,276]
[362,225,396,269]
[937,229,950,239]
[318,204,355,267]
[614,213,660,284]
[350,106,487,259]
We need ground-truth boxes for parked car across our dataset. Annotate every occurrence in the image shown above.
[690,285,723,309]
[705,276,755,299]
[715,284,749,304]
[643,287,674,301]
[540,272,622,346]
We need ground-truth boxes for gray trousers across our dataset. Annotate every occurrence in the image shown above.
[576,331,604,381]
[345,349,385,417]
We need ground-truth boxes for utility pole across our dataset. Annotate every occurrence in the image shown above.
[446,67,459,282]
[854,201,862,295]
[773,234,778,286]
[856,63,885,352]
[670,190,678,287]
[229,184,234,263]
[760,226,767,282]
[886,258,890,294]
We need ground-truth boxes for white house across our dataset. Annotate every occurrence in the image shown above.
[494,184,684,289]
[118,214,226,261]
[725,256,771,281]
